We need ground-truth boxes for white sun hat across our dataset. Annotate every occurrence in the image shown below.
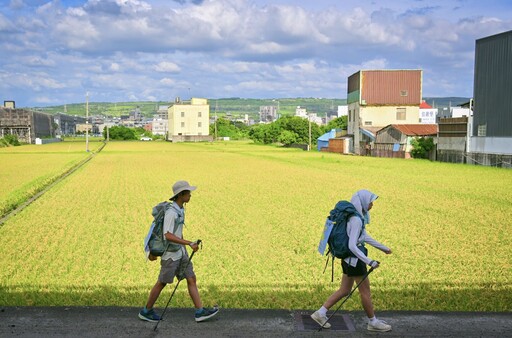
[169,180,197,200]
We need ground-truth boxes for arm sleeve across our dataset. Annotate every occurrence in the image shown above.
[347,216,372,265]
[364,232,390,252]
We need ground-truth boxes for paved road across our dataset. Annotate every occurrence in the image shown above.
[1,307,511,337]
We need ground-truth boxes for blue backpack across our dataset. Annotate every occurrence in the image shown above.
[326,200,366,259]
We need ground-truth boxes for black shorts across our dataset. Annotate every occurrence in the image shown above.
[341,259,368,277]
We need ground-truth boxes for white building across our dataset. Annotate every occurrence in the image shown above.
[337,105,348,117]
[451,107,472,118]
[152,118,168,136]
[295,106,308,118]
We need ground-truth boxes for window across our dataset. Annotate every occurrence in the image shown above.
[181,122,185,128]
[198,122,202,128]
[198,112,202,118]
[478,124,486,136]
[181,112,185,118]
[400,90,408,97]
[396,108,406,120]
[365,121,372,126]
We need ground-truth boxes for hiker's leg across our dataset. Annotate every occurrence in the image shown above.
[186,276,203,309]
[146,281,166,309]
[323,274,354,309]
[355,276,374,318]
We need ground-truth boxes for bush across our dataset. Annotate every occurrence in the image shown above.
[0,134,21,147]
[411,137,435,159]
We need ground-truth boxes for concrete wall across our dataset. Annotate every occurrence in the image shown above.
[469,136,512,155]
[170,135,213,143]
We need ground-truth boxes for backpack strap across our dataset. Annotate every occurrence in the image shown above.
[163,203,185,252]
[322,249,336,283]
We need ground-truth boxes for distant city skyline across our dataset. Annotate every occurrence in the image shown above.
[1,0,511,107]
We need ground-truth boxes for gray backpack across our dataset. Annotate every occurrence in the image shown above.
[147,202,183,258]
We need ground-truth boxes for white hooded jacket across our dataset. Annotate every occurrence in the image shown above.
[344,190,390,267]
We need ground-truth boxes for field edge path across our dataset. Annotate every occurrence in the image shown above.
[0,142,107,227]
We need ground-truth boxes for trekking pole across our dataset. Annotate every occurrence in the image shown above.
[318,265,375,331]
[153,239,202,331]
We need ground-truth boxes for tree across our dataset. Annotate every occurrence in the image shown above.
[248,123,280,144]
[411,137,435,159]
[105,125,137,140]
[277,130,298,146]
[275,116,322,145]
[323,116,347,133]
[209,117,249,140]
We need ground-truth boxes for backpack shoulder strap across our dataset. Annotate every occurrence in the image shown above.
[166,203,184,234]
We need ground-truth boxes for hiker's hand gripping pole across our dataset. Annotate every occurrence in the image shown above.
[153,239,202,331]
[318,265,376,331]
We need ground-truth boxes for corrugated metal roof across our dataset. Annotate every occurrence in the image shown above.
[390,124,437,136]
[317,129,336,141]
[361,70,422,105]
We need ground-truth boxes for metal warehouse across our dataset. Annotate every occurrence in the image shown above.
[0,108,55,143]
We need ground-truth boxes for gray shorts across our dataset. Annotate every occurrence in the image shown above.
[158,253,195,284]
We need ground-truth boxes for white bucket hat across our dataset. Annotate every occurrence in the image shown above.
[169,180,197,200]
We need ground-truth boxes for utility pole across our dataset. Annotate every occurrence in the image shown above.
[214,100,218,140]
[86,92,90,152]
[308,114,312,151]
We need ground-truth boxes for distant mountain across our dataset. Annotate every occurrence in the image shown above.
[29,97,470,117]
[422,97,471,109]
[29,98,347,118]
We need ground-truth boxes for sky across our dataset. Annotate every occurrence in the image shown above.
[1,0,511,107]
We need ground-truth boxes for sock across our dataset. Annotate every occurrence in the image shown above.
[318,306,328,316]
[369,316,377,324]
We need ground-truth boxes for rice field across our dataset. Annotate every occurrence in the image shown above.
[0,140,511,311]
[0,141,103,217]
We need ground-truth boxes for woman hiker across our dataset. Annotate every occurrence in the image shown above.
[139,180,219,323]
[311,189,392,332]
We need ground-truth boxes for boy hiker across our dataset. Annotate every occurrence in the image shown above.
[311,189,392,332]
[139,180,219,323]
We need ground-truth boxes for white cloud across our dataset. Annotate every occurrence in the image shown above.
[110,63,121,71]
[154,61,181,73]
[1,0,512,106]
[159,77,175,85]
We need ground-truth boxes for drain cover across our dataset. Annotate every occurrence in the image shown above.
[294,312,355,331]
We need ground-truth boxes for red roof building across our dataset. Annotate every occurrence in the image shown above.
[374,124,438,159]
[420,100,433,109]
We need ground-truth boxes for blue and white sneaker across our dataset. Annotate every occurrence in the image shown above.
[138,308,161,323]
[195,307,219,322]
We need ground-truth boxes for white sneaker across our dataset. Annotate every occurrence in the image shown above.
[310,311,331,329]
[367,319,392,332]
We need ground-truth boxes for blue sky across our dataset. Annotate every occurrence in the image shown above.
[1,0,511,107]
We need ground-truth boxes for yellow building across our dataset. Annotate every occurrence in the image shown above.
[168,98,211,142]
